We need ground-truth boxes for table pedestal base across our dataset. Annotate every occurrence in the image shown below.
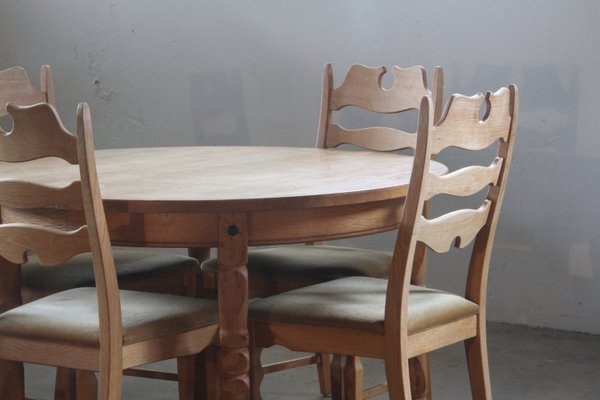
[218,213,250,399]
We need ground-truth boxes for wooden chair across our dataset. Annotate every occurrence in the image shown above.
[1,65,209,398]
[0,66,202,303]
[0,101,220,399]
[248,85,518,399]
[202,63,443,396]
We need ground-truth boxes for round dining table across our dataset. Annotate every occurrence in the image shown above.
[0,146,446,399]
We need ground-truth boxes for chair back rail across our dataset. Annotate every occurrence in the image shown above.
[0,102,77,162]
[424,159,503,200]
[432,90,512,153]
[0,65,54,118]
[0,180,84,210]
[0,224,90,266]
[325,124,415,152]
[416,201,492,253]
[330,65,429,113]
[316,63,444,150]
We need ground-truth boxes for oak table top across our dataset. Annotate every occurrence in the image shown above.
[0,146,443,212]
[0,146,446,400]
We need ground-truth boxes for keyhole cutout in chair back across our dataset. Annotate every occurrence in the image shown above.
[0,114,13,134]
[478,96,491,122]
[380,69,394,91]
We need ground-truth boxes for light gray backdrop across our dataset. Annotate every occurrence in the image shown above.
[1,0,598,334]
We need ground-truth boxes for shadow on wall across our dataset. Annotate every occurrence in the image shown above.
[432,63,600,332]
[190,68,250,145]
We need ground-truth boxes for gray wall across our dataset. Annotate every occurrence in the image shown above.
[1,1,599,334]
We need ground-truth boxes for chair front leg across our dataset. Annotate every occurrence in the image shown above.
[54,368,76,400]
[316,353,332,396]
[385,351,411,400]
[75,370,98,400]
[330,355,344,400]
[177,355,196,400]
[343,356,364,400]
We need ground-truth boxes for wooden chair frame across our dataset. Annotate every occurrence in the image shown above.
[0,102,219,399]
[0,65,208,399]
[248,85,518,400]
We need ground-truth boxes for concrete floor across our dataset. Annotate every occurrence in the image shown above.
[24,322,600,399]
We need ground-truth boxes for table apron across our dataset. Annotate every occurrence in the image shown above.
[108,198,404,247]
[2,198,404,248]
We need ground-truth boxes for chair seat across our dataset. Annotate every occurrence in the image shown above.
[249,277,479,335]
[21,249,198,290]
[202,245,392,282]
[0,287,218,346]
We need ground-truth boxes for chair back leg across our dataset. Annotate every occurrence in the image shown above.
[465,329,492,399]
[98,366,123,400]
[54,368,98,400]
[384,352,411,400]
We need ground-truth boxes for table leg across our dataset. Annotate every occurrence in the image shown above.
[409,356,431,400]
[217,213,250,399]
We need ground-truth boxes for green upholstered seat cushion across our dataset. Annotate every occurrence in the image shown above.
[21,249,199,290]
[0,287,218,346]
[249,277,479,335]
[202,245,392,280]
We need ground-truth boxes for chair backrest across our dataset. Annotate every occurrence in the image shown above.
[315,63,444,151]
[385,85,518,335]
[0,102,122,368]
[0,65,55,118]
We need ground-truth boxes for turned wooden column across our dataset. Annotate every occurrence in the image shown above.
[218,213,250,399]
